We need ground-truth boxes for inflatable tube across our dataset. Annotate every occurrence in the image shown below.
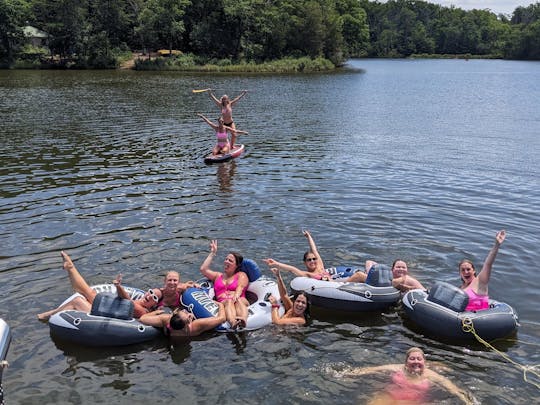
[0,318,10,367]
[48,284,161,347]
[402,282,519,341]
[241,258,262,282]
[182,276,284,332]
[1,317,11,384]
[290,265,400,311]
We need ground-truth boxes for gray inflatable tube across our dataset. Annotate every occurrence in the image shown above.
[290,265,400,312]
[402,282,519,341]
[48,284,161,347]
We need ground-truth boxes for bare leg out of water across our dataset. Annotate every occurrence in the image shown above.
[37,251,96,321]
[234,299,248,329]
[60,251,97,303]
[37,295,91,321]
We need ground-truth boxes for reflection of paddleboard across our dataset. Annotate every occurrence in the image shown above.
[204,144,245,164]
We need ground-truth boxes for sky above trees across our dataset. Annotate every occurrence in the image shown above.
[426,1,535,15]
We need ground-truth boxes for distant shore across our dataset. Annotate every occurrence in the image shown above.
[126,53,337,73]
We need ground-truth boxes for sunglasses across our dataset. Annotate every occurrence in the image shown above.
[305,257,317,262]
[147,289,160,303]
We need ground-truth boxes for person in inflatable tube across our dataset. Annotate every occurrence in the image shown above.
[267,268,309,325]
[157,271,200,309]
[139,302,226,340]
[346,259,425,292]
[343,347,472,404]
[263,230,333,281]
[200,240,249,329]
[459,230,506,312]
[37,251,162,321]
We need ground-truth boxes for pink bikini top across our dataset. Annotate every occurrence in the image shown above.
[464,288,489,311]
[387,370,431,401]
[214,273,246,301]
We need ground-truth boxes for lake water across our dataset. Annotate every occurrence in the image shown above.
[1,59,539,404]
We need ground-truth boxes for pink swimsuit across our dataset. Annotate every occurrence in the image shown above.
[216,130,229,148]
[387,370,430,402]
[214,274,246,302]
[158,290,180,308]
[464,288,489,311]
[312,271,332,281]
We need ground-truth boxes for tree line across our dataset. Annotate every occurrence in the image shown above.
[1,0,539,69]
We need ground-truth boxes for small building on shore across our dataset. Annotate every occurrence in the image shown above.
[23,26,49,48]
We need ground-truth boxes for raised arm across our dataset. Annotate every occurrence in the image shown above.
[113,274,130,300]
[197,113,217,130]
[303,230,325,271]
[200,240,221,281]
[230,90,247,106]
[223,125,248,135]
[208,91,221,106]
[476,230,506,295]
[263,258,310,278]
[270,268,293,310]
[191,302,226,335]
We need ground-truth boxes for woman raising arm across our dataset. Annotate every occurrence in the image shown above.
[267,268,309,326]
[200,240,249,329]
[263,230,332,281]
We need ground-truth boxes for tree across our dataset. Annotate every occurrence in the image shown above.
[0,0,30,65]
[138,0,190,53]
[32,0,88,63]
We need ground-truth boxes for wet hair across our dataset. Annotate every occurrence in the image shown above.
[405,347,425,361]
[164,271,180,281]
[458,259,476,282]
[230,251,243,273]
[459,259,475,271]
[292,291,311,319]
[303,251,315,261]
[392,259,407,269]
[169,313,186,330]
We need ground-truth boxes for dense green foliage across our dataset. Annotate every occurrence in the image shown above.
[0,0,539,68]
[359,0,540,59]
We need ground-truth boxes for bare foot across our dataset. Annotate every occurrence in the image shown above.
[235,317,247,329]
[37,310,54,321]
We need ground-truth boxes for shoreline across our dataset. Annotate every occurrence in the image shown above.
[6,52,505,73]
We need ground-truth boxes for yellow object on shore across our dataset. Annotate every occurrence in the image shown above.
[157,49,182,57]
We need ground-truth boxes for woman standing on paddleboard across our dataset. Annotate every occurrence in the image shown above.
[207,89,247,149]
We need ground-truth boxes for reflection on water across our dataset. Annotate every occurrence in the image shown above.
[1,61,540,404]
[215,160,238,193]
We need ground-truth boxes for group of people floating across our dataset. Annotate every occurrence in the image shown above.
[196,89,249,156]
[37,228,506,404]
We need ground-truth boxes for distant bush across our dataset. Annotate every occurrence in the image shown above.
[134,54,335,72]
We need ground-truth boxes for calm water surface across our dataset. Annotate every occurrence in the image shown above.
[1,59,539,404]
